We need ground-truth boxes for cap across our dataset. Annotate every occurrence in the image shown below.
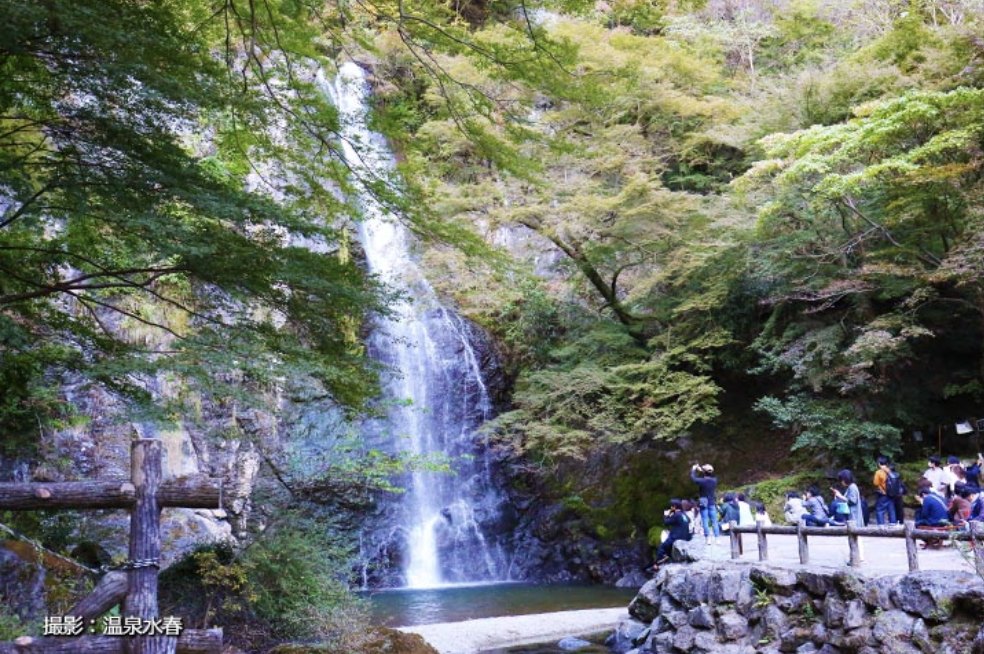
[702,464,714,474]
[948,455,961,464]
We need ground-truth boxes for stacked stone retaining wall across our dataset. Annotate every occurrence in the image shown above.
[609,560,984,654]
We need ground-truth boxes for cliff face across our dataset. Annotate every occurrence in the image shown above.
[611,560,984,654]
[0,374,280,563]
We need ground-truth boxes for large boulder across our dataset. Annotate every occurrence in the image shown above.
[628,578,662,622]
[894,571,979,622]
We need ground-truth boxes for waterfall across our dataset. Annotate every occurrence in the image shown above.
[327,62,509,588]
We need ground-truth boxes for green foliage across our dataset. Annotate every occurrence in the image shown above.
[760,5,839,70]
[606,0,667,35]
[0,0,398,426]
[864,14,937,71]
[160,527,366,652]
[245,527,357,642]
[755,395,901,466]
[0,603,26,641]
[741,470,828,521]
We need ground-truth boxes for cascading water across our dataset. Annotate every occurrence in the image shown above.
[327,62,510,588]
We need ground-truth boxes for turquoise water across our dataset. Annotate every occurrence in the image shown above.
[366,582,637,627]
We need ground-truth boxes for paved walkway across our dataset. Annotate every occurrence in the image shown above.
[694,532,976,573]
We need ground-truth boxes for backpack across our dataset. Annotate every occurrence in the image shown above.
[885,471,904,498]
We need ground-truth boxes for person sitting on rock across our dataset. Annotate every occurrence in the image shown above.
[652,498,691,569]
[914,487,950,527]
[783,491,806,524]
[828,496,851,525]
[754,502,772,526]
[736,492,755,526]
[802,485,832,526]
[682,498,701,539]
[719,493,741,531]
[949,485,974,525]
[967,487,983,522]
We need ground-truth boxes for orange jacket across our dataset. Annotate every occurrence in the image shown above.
[873,468,888,494]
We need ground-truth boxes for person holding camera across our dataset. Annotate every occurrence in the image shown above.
[691,463,720,545]
[652,498,692,570]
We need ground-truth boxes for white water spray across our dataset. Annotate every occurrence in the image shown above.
[327,62,507,588]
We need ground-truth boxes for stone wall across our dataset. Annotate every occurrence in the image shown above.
[609,558,984,654]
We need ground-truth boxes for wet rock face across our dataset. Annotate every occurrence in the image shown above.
[617,561,984,654]
[0,370,280,578]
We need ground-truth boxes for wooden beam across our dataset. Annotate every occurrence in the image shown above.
[0,478,221,511]
[0,630,221,654]
[69,572,128,626]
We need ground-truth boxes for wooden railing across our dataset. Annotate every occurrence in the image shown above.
[727,520,984,572]
[0,440,223,654]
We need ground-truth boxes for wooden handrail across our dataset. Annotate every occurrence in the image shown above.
[725,520,983,572]
[0,477,221,511]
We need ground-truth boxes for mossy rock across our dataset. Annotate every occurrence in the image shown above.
[269,628,439,654]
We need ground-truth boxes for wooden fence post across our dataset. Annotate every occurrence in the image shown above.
[797,520,809,565]
[847,520,861,567]
[756,522,768,561]
[729,522,741,559]
[125,439,175,654]
[0,438,222,654]
[904,520,919,572]
[970,521,983,575]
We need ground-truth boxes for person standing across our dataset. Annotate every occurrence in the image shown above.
[832,469,865,561]
[923,456,949,496]
[691,463,720,545]
[966,453,983,488]
[889,464,906,525]
[872,456,896,525]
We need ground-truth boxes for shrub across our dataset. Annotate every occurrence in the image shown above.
[160,528,368,652]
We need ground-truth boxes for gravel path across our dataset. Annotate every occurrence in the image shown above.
[397,607,628,654]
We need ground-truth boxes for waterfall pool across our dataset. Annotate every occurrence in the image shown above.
[479,633,612,654]
[366,582,637,627]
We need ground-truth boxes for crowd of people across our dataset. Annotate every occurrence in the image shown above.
[649,453,984,571]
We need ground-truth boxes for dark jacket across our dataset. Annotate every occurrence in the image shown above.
[970,497,984,522]
[690,470,718,504]
[915,493,949,526]
[719,501,741,527]
[664,510,692,542]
